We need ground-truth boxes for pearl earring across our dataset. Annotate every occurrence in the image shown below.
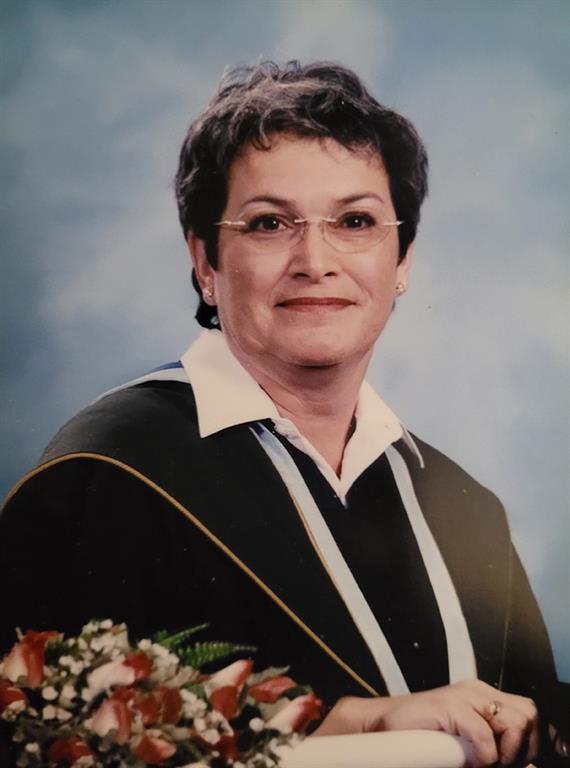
[395,282,407,296]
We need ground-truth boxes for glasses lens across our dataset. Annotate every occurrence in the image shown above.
[225,213,399,254]
[325,215,392,253]
[240,214,299,254]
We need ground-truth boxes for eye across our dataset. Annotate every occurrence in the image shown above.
[337,212,376,230]
[246,214,290,233]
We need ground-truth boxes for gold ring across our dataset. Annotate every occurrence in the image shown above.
[484,700,501,721]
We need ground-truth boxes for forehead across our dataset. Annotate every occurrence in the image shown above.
[225,134,392,209]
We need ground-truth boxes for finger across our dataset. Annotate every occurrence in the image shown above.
[493,710,529,765]
[527,721,539,764]
[482,696,538,765]
[515,698,539,764]
[451,702,499,768]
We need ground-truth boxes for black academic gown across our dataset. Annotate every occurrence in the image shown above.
[0,380,558,715]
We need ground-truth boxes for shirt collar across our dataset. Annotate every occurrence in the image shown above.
[181,329,281,437]
[180,330,423,497]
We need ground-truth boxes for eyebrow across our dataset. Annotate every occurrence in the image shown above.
[240,192,386,207]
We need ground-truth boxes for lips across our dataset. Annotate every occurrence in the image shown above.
[277,297,353,309]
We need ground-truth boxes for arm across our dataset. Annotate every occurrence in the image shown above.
[313,680,539,768]
[313,542,566,767]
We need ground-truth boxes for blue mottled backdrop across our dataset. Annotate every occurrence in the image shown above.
[1,0,568,678]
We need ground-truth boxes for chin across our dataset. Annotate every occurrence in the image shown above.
[280,340,357,369]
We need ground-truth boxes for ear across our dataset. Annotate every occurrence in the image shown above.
[187,233,216,306]
[396,240,414,288]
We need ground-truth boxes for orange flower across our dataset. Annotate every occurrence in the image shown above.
[267,692,323,733]
[133,692,160,725]
[133,733,176,764]
[249,675,297,703]
[0,680,27,713]
[207,658,253,691]
[91,691,134,744]
[206,658,253,718]
[123,651,152,681]
[210,685,240,719]
[133,687,182,725]
[216,733,240,763]
[3,630,59,687]
[47,737,93,765]
[195,732,240,763]
[87,652,150,695]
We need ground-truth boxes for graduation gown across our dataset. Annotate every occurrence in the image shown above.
[0,380,557,711]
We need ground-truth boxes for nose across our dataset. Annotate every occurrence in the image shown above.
[288,220,340,281]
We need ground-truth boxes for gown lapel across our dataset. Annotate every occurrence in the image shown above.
[40,381,389,697]
[394,438,509,689]
[173,425,390,697]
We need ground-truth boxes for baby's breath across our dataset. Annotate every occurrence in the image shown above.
[1,620,316,767]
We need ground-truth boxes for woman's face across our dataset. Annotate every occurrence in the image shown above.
[191,135,412,375]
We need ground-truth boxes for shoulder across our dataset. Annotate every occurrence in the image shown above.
[400,432,510,539]
[2,380,201,518]
[41,380,200,464]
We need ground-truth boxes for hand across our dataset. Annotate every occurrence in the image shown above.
[313,679,539,767]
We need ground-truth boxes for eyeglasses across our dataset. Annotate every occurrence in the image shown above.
[215,211,403,255]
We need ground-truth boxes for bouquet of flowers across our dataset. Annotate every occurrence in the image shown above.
[0,620,323,768]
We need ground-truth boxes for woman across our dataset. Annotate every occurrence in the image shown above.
[0,62,565,766]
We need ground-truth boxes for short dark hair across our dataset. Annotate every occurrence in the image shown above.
[175,60,429,329]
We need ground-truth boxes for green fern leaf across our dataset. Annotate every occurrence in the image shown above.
[152,623,210,650]
[178,640,257,668]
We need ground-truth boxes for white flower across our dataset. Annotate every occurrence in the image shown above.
[81,687,95,702]
[87,658,134,695]
[57,708,72,721]
[181,690,207,719]
[2,699,26,716]
[209,710,227,726]
[82,621,98,634]
[90,636,106,652]
[193,716,206,732]
[59,655,74,667]
[249,717,265,732]
[42,686,58,701]
[100,619,113,629]
[61,684,76,700]
[75,757,95,768]
[138,639,151,651]
[42,705,56,720]
[25,743,40,754]
[180,689,199,703]
[179,763,209,768]
[69,660,85,675]
[200,728,220,745]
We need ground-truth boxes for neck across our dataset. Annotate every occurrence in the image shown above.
[229,347,372,475]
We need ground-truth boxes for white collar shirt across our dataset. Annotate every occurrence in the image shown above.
[181,329,423,505]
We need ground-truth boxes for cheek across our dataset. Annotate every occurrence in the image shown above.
[218,256,285,307]
[215,267,275,327]
[355,262,398,302]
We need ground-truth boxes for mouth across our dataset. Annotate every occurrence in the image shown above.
[277,297,354,312]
